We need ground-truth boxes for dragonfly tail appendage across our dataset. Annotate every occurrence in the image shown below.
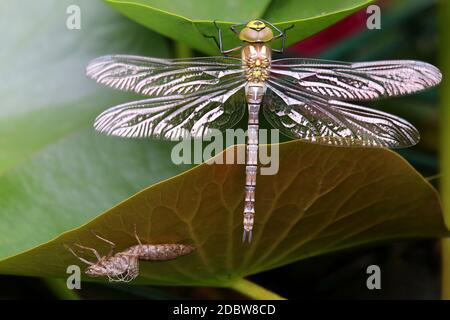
[243,102,260,243]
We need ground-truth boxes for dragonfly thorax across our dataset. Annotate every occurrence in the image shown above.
[242,43,271,83]
[85,254,136,277]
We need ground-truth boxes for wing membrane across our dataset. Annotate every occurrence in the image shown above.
[264,78,419,148]
[87,55,245,97]
[94,81,246,140]
[270,58,441,101]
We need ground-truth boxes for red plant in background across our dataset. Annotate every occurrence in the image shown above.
[287,1,386,56]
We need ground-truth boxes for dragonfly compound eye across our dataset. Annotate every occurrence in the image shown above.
[239,21,274,43]
[247,20,266,31]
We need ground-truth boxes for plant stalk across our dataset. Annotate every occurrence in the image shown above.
[442,239,450,299]
[229,278,286,300]
[44,278,80,300]
[174,42,193,59]
[439,0,450,300]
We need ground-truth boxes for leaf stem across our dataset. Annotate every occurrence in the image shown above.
[43,278,81,300]
[229,278,286,300]
[174,42,193,59]
[439,0,450,300]
[442,239,450,299]
[426,173,441,182]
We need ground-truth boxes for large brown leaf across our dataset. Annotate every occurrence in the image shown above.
[0,141,446,286]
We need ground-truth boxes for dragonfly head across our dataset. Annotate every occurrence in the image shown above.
[239,20,274,43]
[85,263,108,277]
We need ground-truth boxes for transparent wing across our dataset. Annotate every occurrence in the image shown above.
[264,78,420,148]
[270,58,442,101]
[87,55,245,96]
[94,81,246,140]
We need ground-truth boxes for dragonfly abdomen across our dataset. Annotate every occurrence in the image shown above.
[125,243,195,261]
[243,84,266,242]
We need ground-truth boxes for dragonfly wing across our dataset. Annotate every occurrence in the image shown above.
[264,79,420,148]
[94,81,247,140]
[270,58,442,100]
[87,55,245,97]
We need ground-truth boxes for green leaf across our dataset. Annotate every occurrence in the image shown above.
[0,142,446,286]
[0,0,191,258]
[105,0,374,54]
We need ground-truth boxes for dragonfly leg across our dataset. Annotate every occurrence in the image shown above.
[133,224,143,246]
[230,22,245,35]
[203,20,242,55]
[74,243,102,261]
[92,231,116,257]
[271,24,295,53]
[203,33,220,51]
[259,19,283,36]
[65,244,95,265]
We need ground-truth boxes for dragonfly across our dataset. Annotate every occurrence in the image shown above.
[86,19,442,243]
